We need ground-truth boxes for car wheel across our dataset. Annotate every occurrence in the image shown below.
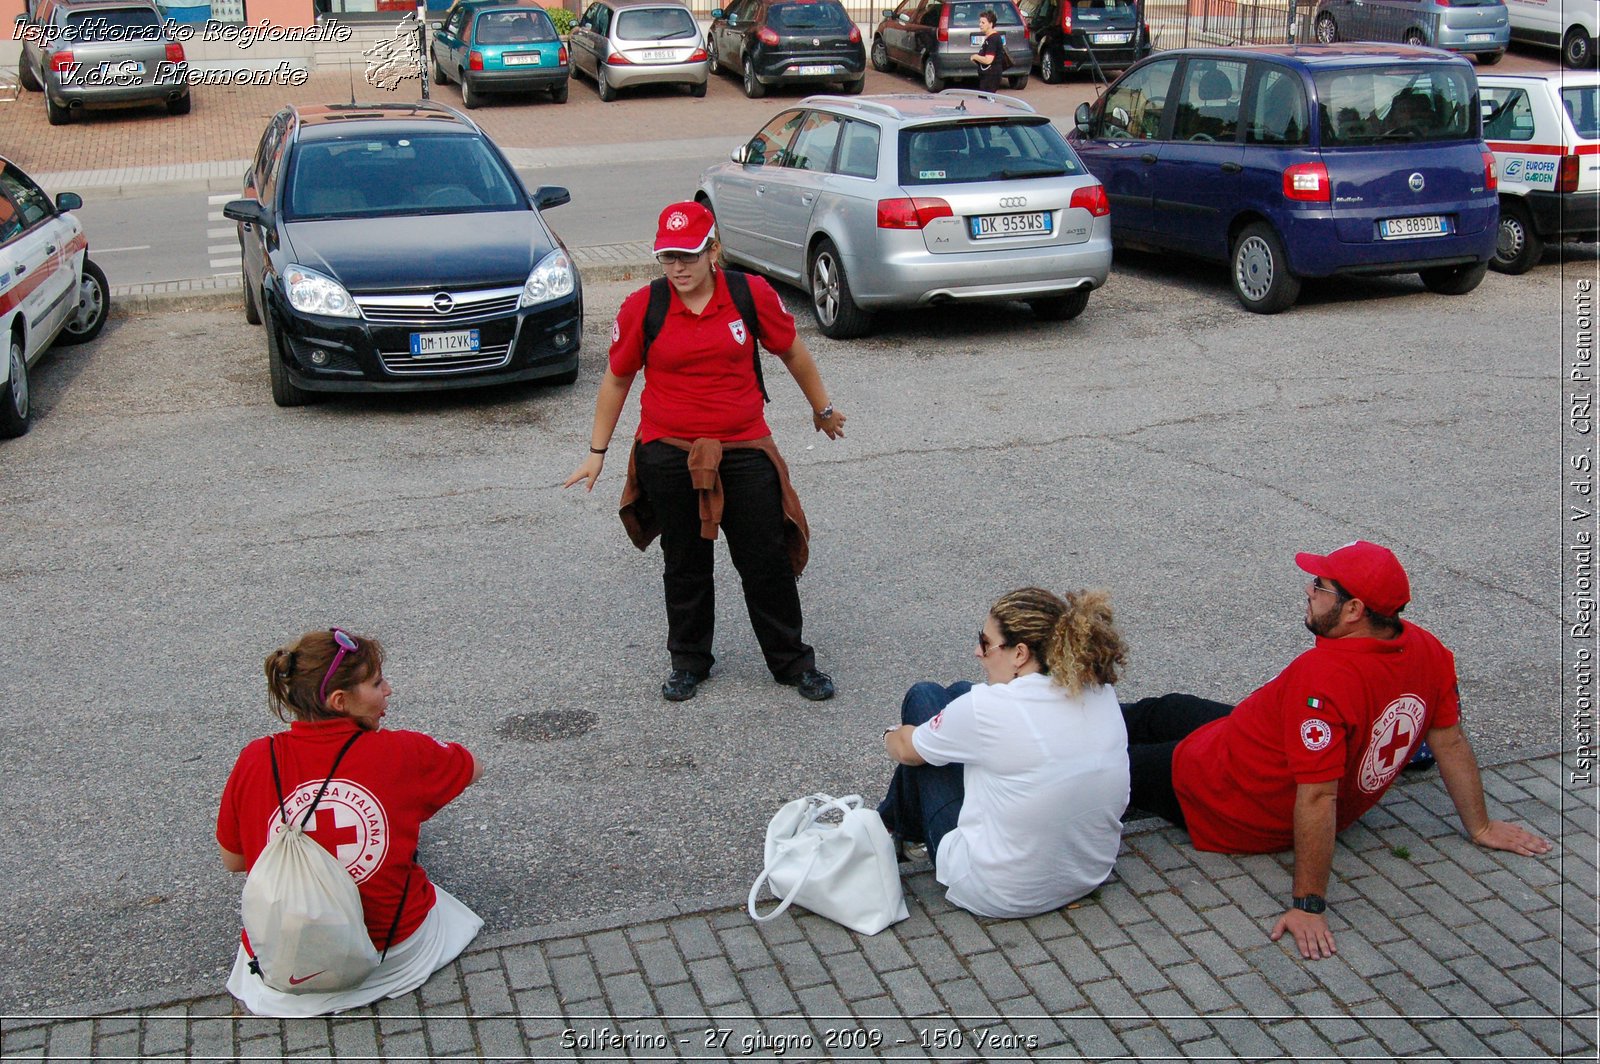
[1231,222,1301,314]
[166,92,191,115]
[1402,27,1426,46]
[45,92,70,126]
[1476,49,1503,65]
[1006,72,1029,89]
[1564,25,1596,68]
[1492,200,1543,275]
[242,260,263,326]
[842,76,865,94]
[57,259,108,345]
[922,54,944,92]
[597,64,617,101]
[551,79,569,103]
[461,74,482,108]
[810,238,872,339]
[1420,260,1488,295]
[1029,288,1091,321]
[1039,48,1062,83]
[264,310,311,408]
[871,36,891,72]
[690,78,707,97]
[1314,12,1337,43]
[709,45,722,75]
[743,56,765,98]
[0,333,30,439]
[18,59,41,92]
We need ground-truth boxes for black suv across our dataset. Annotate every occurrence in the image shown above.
[1021,0,1149,83]
[708,0,867,97]
[223,102,582,407]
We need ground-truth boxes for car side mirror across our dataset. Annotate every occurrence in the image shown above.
[55,191,82,212]
[1075,101,1093,132]
[533,185,571,210]
[733,143,753,164]
[711,6,723,16]
[222,199,270,226]
[897,11,910,20]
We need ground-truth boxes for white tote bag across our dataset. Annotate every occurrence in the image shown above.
[747,793,910,936]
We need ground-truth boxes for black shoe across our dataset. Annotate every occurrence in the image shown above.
[778,668,835,701]
[661,669,705,702]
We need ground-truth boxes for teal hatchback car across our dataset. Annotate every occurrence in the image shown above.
[432,1,570,107]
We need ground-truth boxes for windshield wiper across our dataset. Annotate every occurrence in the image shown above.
[1001,166,1068,179]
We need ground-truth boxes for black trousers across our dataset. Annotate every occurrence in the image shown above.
[1121,693,1235,826]
[634,440,814,680]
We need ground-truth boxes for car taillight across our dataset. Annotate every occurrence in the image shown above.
[757,26,779,44]
[1021,21,1030,38]
[558,43,569,63]
[1482,148,1498,191]
[606,50,633,64]
[937,5,949,41]
[1069,183,1110,217]
[165,42,184,63]
[50,50,73,72]
[1559,154,1580,193]
[877,196,953,229]
[849,24,861,41]
[1060,5,1071,31]
[469,49,484,70]
[688,46,708,60]
[1282,161,1330,202]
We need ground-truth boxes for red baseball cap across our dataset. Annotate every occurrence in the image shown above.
[654,201,716,255]
[1295,540,1411,615]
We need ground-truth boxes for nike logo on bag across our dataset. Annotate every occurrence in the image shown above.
[287,971,326,985]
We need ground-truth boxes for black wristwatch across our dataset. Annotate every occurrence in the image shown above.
[1291,894,1327,914]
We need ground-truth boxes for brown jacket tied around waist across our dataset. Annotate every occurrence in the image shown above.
[619,436,810,576]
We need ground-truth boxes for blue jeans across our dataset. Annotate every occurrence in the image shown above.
[877,680,971,869]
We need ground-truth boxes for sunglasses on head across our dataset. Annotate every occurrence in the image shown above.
[319,628,359,705]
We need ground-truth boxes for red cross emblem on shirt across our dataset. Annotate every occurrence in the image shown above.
[304,807,359,857]
[1378,723,1413,770]
[1300,717,1333,751]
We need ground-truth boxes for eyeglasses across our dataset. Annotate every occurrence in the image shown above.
[1309,580,1346,600]
[978,630,1012,655]
[319,628,359,705]
[655,250,706,266]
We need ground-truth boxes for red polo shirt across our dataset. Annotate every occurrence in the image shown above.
[1171,622,1462,854]
[609,270,797,443]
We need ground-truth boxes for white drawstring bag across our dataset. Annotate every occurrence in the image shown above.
[747,793,909,936]
[242,733,382,994]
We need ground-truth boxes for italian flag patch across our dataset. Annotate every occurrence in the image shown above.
[1307,697,1323,709]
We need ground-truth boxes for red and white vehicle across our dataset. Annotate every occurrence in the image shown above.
[1480,71,1600,273]
[0,155,109,437]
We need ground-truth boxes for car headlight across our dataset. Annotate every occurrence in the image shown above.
[282,265,360,318]
[520,248,576,308]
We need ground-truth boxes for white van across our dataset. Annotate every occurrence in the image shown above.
[1504,0,1599,66]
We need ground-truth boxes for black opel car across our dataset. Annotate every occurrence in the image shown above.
[224,102,582,407]
[707,0,866,97]
[1021,0,1149,83]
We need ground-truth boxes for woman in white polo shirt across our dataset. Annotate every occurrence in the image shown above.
[880,587,1130,919]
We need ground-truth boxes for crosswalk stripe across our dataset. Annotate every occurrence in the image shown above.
[209,258,237,268]
[207,227,234,239]
[207,193,236,204]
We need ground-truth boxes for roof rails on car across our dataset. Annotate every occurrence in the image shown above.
[799,95,909,119]
[936,89,1036,113]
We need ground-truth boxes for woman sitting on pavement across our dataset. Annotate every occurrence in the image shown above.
[217,628,484,1017]
[880,588,1130,919]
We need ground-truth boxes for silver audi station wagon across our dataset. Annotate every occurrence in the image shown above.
[697,91,1113,338]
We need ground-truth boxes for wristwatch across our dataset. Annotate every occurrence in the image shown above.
[1291,894,1327,914]
[816,404,834,421]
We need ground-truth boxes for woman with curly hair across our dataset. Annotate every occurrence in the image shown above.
[879,587,1130,918]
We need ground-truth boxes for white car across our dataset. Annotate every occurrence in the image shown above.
[1504,0,1598,66]
[0,156,109,437]
[1480,71,1600,273]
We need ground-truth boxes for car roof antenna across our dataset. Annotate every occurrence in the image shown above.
[349,66,357,106]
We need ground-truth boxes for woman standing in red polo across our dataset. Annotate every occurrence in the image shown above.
[565,201,846,703]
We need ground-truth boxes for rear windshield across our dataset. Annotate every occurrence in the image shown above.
[285,134,525,220]
[64,7,162,40]
[614,7,698,40]
[948,1,1022,28]
[476,9,557,43]
[1564,85,1600,140]
[1314,66,1476,145]
[899,118,1084,185]
[769,1,852,31]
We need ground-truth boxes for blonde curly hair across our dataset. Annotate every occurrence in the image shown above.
[989,587,1126,695]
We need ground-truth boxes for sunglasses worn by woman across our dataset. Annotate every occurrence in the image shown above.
[565,201,848,704]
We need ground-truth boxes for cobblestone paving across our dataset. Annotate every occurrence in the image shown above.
[2,754,1593,1061]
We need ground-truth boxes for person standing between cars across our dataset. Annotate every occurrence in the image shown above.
[879,587,1130,919]
[564,201,846,703]
[1119,541,1553,960]
[217,628,484,1017]
[972,10,1008,93]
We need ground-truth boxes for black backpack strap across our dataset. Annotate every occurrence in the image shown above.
[723,270,770,404]
[380,866,413,961]
[297,729,364,830]
[639,277,672,368]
